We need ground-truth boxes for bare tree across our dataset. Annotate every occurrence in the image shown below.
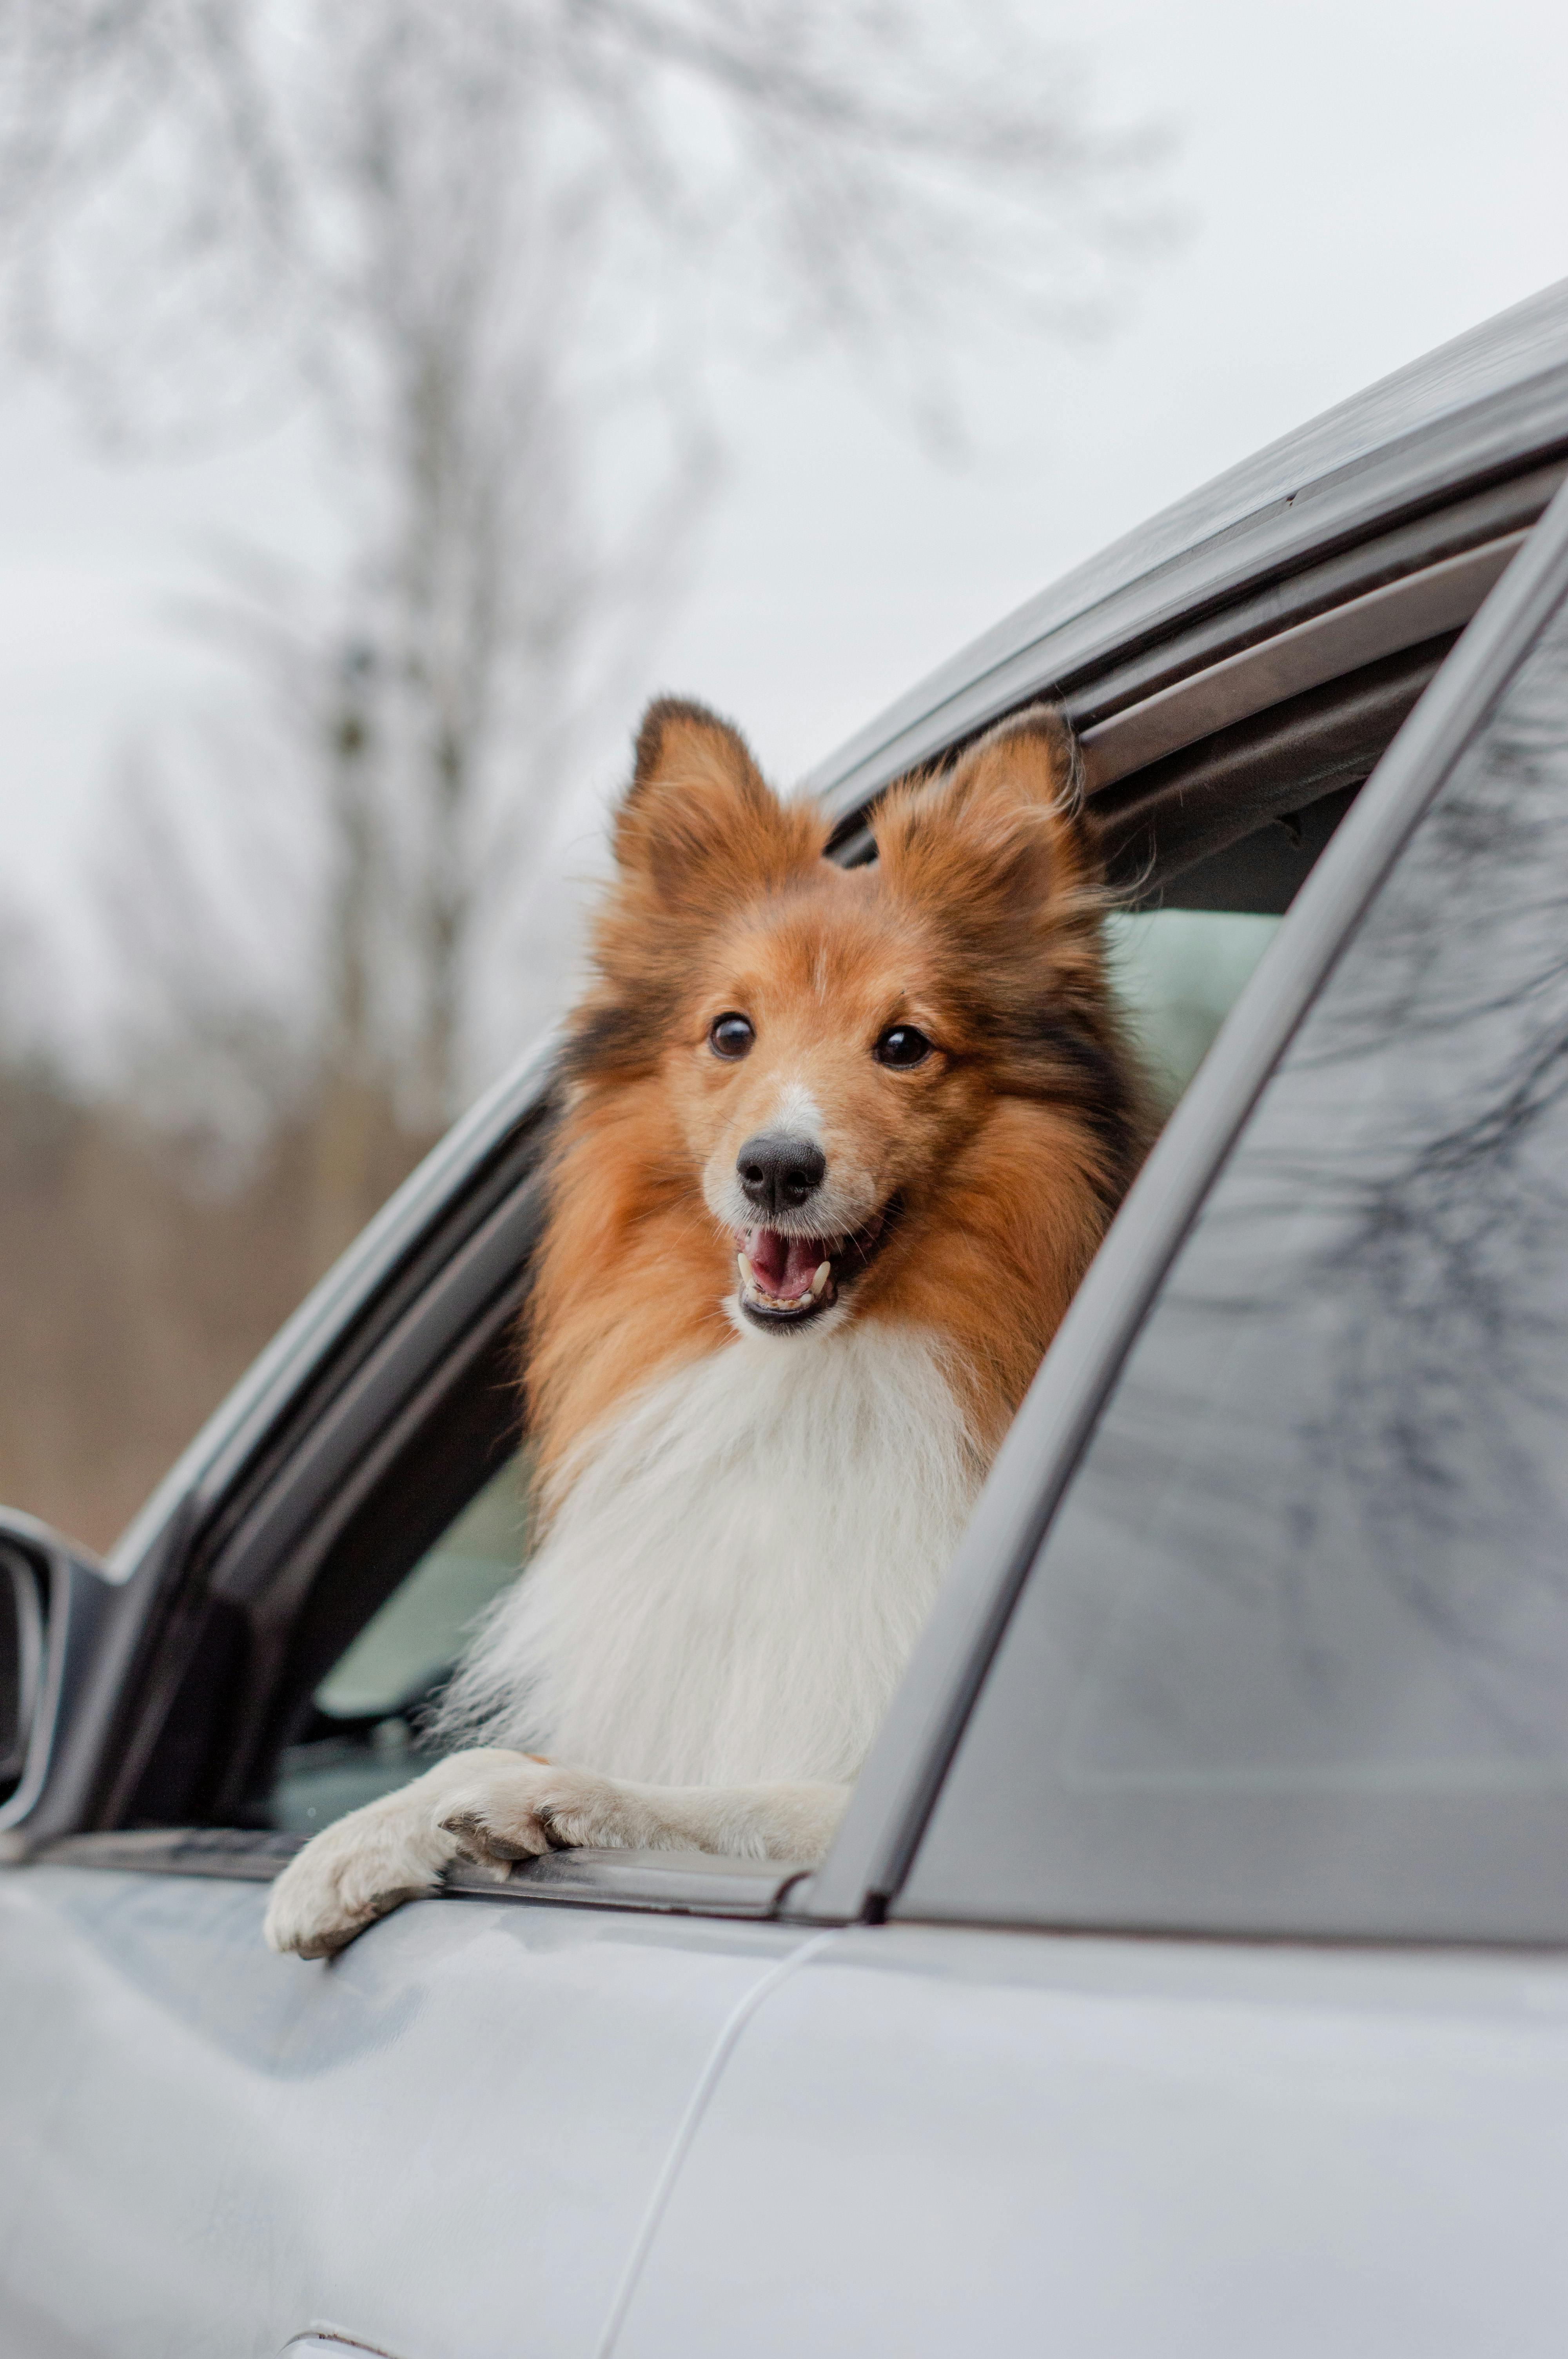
[0,0,1163,1261]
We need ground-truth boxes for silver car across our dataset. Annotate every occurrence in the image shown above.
[7,278,1568,2359]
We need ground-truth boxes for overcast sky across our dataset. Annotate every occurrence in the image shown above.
[2,0,1566,1054]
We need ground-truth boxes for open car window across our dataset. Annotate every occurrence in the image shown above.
[90,607,1425,1871]
[249,863,1299,1844]
[230,750,1370,1860]
[269,1452,533,1836]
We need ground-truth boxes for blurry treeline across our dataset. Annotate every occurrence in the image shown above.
[0,925,327,1546]
[0,0,1163,1547]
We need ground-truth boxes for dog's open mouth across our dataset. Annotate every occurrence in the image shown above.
[735,1201,898,1330]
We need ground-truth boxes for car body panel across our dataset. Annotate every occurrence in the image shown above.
[0,1862,811,2359]
[613,1922,1568,2359]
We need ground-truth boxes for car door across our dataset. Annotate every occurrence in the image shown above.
[0,1848,816,2359]
[603,479,1568,2355]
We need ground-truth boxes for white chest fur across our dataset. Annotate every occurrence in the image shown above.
[443,1323,981,1786]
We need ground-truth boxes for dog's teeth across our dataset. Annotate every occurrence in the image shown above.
[736,1254,749,1289]
[810,1262,830,1298]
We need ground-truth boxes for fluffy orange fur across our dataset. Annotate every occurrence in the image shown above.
[527,697,1147,1494]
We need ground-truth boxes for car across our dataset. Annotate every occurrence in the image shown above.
[6,275,1568,2359]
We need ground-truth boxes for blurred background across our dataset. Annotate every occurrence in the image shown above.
[0,0,1564,1552]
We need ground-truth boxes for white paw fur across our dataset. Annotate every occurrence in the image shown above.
[264,1749,536,1958]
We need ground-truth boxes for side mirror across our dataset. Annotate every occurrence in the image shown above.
[0,1540,45,1802]
[0,1510,113,1835]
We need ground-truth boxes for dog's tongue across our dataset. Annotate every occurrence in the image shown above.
[744,1227,822,1299]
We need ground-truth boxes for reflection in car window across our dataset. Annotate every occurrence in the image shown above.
[271,1454,531,1834]
[1107,907,1280,1109]
[909,590,1568,1938]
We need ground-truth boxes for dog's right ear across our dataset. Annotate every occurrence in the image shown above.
[612,698,826,909]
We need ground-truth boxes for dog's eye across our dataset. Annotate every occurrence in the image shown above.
[709,1013,755,1060]
[874,1024,933,1069]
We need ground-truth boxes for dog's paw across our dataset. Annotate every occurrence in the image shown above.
[263,1752,661,1956]
[264,1781,461,1959]
[262,1750,528,1957]
[437,1758,638,1866]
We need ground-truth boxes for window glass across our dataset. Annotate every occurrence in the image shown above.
[905,590,1568,1940]
[1107,907,1280,1110]
[270,1452,531,1834]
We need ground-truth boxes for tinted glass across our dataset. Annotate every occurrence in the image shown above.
[905,592,1568,1940]
[1107,907,1280,1110]
[269,1452,531,1834]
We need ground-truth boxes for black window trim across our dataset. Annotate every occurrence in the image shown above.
[794,469,1568,1928]
[29,1828,810,1922]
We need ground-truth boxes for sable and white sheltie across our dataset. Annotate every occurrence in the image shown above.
[266,698,1144,1956]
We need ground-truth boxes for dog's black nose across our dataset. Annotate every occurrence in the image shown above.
[737,1132,826,1216]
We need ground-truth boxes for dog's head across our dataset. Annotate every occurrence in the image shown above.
[566,696,1137,1340]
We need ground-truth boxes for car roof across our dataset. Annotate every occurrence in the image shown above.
[807,277,1568,826]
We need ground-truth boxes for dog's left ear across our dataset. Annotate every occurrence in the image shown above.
[873,705,1093,941]
[613,697,826,909]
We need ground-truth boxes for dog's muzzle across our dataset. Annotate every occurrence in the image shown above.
[735,1200,898,1331]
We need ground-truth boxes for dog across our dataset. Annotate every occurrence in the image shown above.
[265,698,1144,1956]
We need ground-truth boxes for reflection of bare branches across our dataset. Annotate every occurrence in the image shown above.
[1269,636,1568,1601]
[1221,614,1568,1737]
[1056,603,1568,1777]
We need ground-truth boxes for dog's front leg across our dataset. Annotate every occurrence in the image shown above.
[445,1767,850,1873]
[265,1750,848,1956]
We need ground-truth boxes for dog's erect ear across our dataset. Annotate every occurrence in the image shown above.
[873,705,1093,945]
[613,697,826,906]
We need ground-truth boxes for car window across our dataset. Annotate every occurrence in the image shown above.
[902,580,1568,1942]
[269,1452,533,1835]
